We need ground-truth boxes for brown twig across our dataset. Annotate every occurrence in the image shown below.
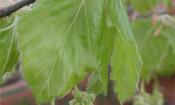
[0,0,35,18]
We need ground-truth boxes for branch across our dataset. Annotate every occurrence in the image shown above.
[107,64,120,105]
[0,0,35,18]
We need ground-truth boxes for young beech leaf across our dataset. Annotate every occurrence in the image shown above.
[17,0,141,103]
[157,48,175,76]
[0,17,19,84]
[17,0,105,103]
[131,19,169,81]
[108,0,142,103]
[87,2,116,95]
[162,26,175,54]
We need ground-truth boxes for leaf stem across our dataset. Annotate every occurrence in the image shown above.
[0,0,35,18]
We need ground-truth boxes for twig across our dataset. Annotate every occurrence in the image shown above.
[106,64,121,104]
[0,0,35,18]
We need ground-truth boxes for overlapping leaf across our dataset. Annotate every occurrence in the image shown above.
[0,17,19,84]
[108,0,142,102]
[157,48,175,76]
[132,19,169,80]
[17,0,141,103]
[87,3,115,95]
[132,18,175,79]
[17,0,105,103]
[162,26,175,54]
[88,1,142,103]
[158,25,175,76]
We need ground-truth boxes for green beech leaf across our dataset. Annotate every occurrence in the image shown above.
[88,1,142,102]
[157,48,175,76]
[109,0,142,103]
[0,17,19,83]
[132,19,169,80]
[17,0,141,103]
[132,18,175,79]
[87,4,115,95]
[162,26,175,54]
[157,26,175,76]
[87,71,105,95]
[17,0,105,103]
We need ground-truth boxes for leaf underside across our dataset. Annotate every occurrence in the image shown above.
[0,17,19,84]
[17,0,141,103]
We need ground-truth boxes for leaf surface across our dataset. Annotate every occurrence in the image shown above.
[0,17,19,83]
[132,19,169,80]
[108,0,142,102]
[17,0,142,103]
[17,0,105,102]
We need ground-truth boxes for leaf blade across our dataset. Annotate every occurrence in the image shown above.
[0,17,19,83]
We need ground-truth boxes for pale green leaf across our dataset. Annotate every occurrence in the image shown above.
[87,6,115,95]
[88,1,142,102]
[157,48,175,77]
[87,71,105,95]
[0,17,19,83]
[162,26,175,54]
[132,19,169,81]
[132,18,175,79]
[108,0,142,103]
[17,0,105,103]
[17,0,142,103]
[157,26,175,76]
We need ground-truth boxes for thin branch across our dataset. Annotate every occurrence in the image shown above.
[0,0,35,18]
[106,64,121,105]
